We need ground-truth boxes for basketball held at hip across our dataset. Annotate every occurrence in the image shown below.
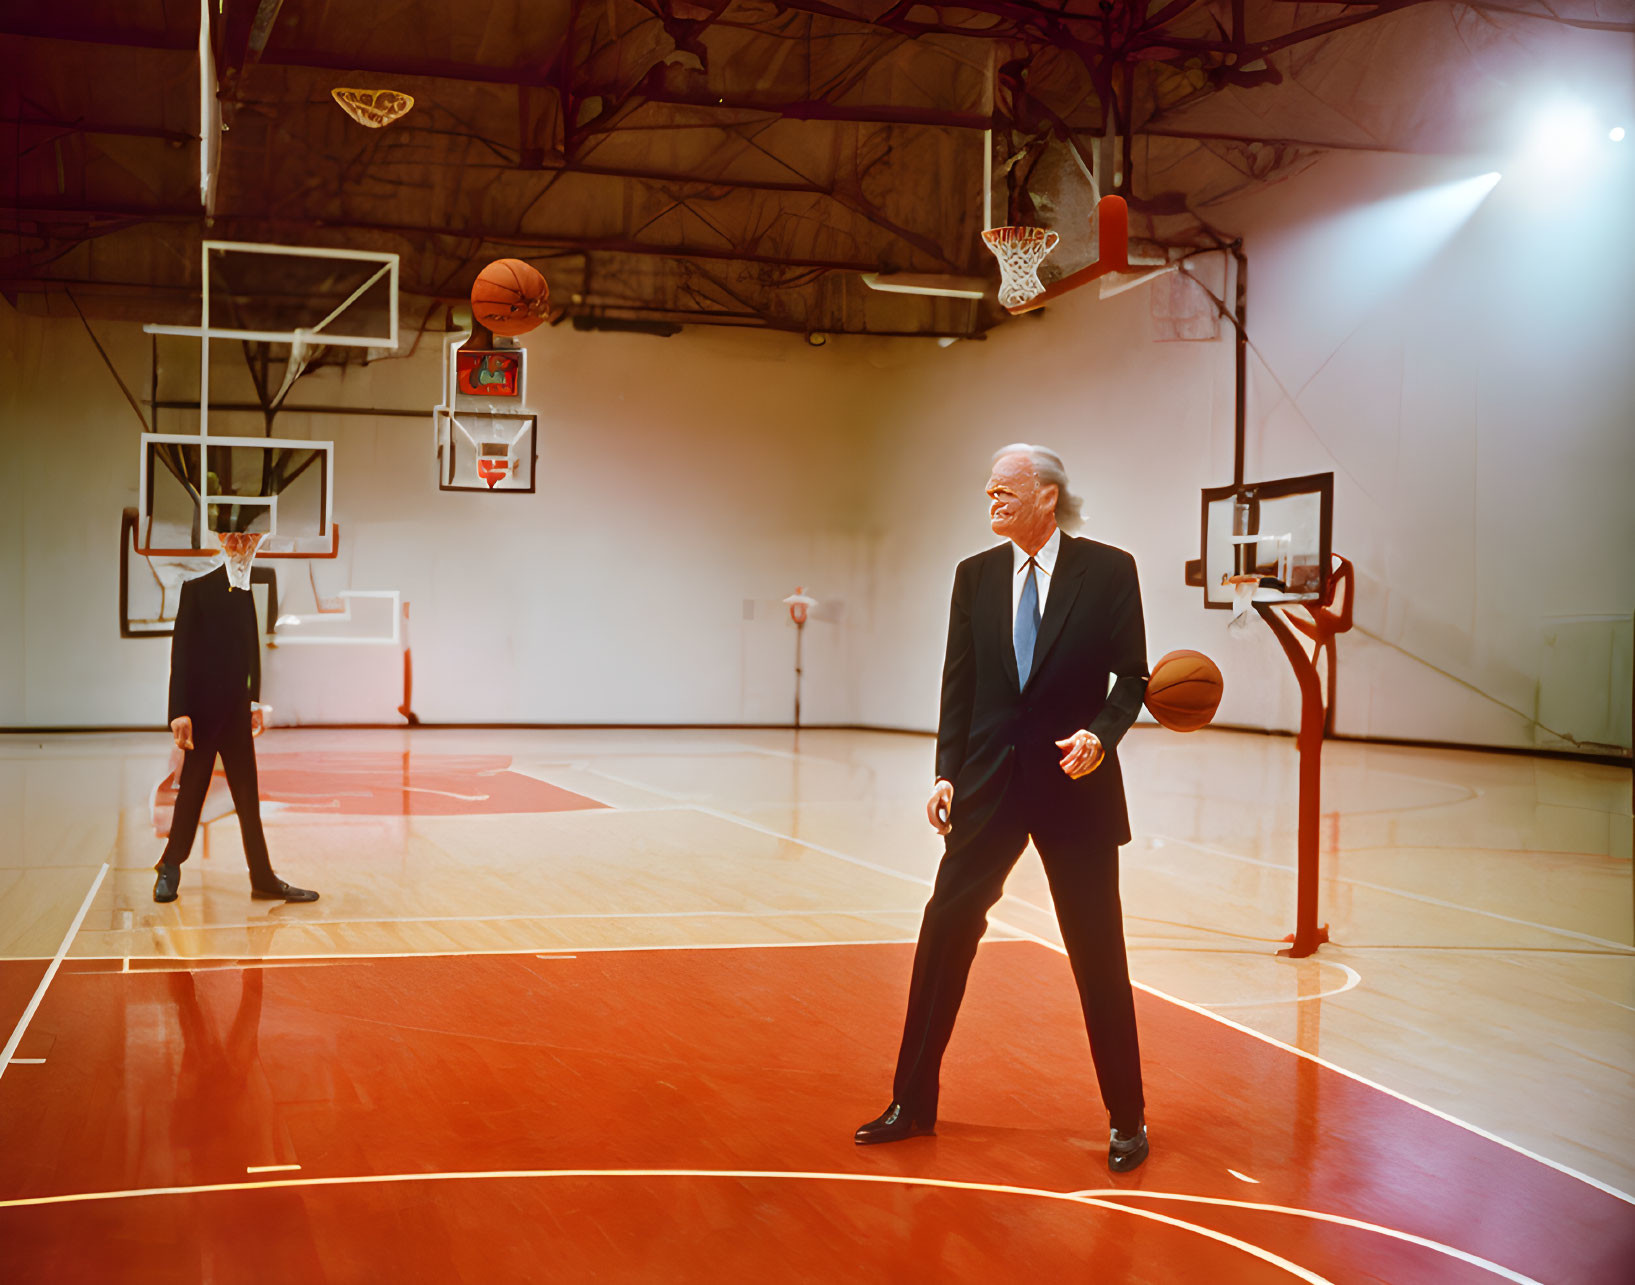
[1144,650,1225,732]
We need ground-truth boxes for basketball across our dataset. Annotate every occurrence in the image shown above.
[1143,649,1224,732]
[470,258,550,336]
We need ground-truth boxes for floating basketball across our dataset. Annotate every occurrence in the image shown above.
[471,259,549,337]
[1144,649,1224,733]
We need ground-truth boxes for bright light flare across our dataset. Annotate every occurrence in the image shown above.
[1519,100,1600,176]
[1611,126,1626,143]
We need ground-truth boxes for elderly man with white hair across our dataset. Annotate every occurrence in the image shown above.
[856,444,1152,1173]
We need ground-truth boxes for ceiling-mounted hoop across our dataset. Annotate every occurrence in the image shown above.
[980,226,1061,309]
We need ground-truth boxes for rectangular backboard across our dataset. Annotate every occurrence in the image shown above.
[435,409,538,493]
[1200,473,1333,609]
[137,432,336,556]
[143,243,399,348]
[204,242,398,347]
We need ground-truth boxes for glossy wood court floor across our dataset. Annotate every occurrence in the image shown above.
[1,726,1631,1282]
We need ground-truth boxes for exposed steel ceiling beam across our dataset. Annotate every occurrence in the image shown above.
[574,89,991,131]
[251,46,559,88]
[0,23,195,51]
[202,211,911,276]
[2,117,197,145]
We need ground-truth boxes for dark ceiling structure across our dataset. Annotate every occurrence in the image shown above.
[4,0,1631,341]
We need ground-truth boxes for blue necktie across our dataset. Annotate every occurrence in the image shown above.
[1014,556,1041,686]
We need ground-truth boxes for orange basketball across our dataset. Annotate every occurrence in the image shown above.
[471,258,549,336]
[1144,649,1224,733]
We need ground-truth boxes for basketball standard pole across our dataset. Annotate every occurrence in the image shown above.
[1255,555,1355,958]
[793,620,804,731]
[1221,240,1346,955]
[783,589,815,732]
[1231,241,1247,488]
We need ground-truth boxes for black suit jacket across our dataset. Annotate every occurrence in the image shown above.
[167,566,262,734]
[937,535,1149,847]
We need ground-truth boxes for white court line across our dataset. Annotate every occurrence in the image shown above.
[1002,893,1368,1003]
[95,907,931,932]
[689,805,947,894]
[245,1164,300,1174]
[1227,1170,1259,1184]
[1078,1189,1543,1285]
[691,806,1635,1208]
[0,1167,1331,1282]
[9,1058,45,1065]
[72,959,380,976]
[576,765,693,801]
[14,938,930,968]
[1150,832,1635,954]
[0,863,108,1085]
[1199,962,1363,1008]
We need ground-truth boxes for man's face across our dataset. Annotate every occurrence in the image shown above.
[986,453,1058,544]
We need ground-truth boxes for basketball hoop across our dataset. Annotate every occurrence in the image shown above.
[981,227,1060,309]
[783,588,816,626]
[1225,574,1260,629]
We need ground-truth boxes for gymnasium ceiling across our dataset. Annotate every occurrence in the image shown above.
[3,0,1630,342]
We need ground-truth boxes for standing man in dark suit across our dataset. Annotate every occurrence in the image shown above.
[856,444,1151,1172]
[153,531,318,905]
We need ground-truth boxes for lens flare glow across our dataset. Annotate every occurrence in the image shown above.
[1524,101,1598,162]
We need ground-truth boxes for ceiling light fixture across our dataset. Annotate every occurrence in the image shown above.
[861,272,988,301]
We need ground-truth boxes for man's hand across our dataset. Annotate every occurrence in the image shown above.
[250,704,269,738]
[926,779,954,835]
[170,716,194,752]
[1055,730,1104,779]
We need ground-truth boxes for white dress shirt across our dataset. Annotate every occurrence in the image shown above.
[1011,526,1061,629]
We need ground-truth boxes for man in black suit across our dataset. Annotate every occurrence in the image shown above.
[856,444,1151,1172]
[153,531,318,905]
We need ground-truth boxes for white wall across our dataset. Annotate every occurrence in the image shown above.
[2,140,1630,752]
[0,308,876,728]
[0,308,175,728]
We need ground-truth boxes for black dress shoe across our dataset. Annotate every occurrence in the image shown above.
[251,877,319,903]
[854,1102,935,1145]
[1109,1122,1149,1173]
[153,862,180,903]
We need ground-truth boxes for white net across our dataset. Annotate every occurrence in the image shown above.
[981,226,1060,309]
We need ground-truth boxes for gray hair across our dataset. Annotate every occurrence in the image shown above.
[992,443,1084,533]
